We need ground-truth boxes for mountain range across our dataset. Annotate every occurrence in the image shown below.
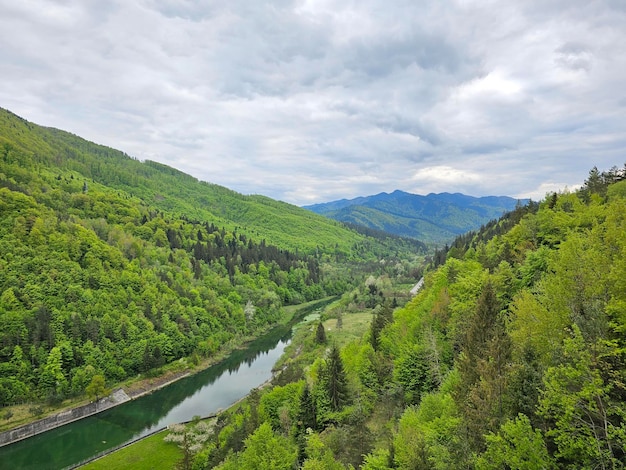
[304,190,526,245]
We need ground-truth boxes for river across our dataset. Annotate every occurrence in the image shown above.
[0,300,327,470]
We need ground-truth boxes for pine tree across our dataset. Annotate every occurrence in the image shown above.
[456,281,512,450]
[324,345,349,411]
[295,383,317,466]
[297,383,317,431]
[370,304,393,351]
[315,322,327,344]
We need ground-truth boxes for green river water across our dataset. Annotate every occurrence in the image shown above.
[0,320,298,470]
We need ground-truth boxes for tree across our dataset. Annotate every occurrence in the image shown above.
[456,281,512,450]
[85,374,108,401]
[393,389,467,469]
[362,449,392,470]
[165,420,214,470]
[301,432,346,470]
[394,345,436,405]
[324,345,349,412]
[475,414,553,470]
[39,346,68,398]
[370,302,394,352]
[538,328,625,468]
[297,383,317,431]
[315,322,326,344]
[218,422,297,470]
[457,282,501,390]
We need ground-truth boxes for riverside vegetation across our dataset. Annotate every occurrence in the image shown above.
[0,108,425,431]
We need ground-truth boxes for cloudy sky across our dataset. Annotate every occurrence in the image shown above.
[1,0,625,205]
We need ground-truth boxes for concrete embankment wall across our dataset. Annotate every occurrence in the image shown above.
[0,389,130,448]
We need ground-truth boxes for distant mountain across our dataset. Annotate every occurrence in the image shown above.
[303,190,527,245]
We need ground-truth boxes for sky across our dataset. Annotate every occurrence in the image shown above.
[1,0,625,205]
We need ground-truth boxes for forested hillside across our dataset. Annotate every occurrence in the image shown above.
[183,166,626,469]
[0,108,425,408]
[0,108,427,255]
[304,190,524,244]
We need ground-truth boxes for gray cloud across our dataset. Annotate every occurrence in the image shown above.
[0,0,624,205]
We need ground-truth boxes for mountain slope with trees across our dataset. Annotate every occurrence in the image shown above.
[0,108,426,411]
[182,165,626,470]
[304,190,525,244]
[1,108,423,255]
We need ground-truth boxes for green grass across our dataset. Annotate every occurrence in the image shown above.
[81,430,181,470]
[275,308,374,375]
[323,311,373,348]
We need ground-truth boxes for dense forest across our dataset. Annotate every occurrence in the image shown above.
[0,108,425,408]
[168,166,626,469]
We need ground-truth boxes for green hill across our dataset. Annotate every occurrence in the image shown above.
[0,108,426,408]
[1,108,368,254]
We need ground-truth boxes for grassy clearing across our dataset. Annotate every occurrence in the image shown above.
[274,307,374,377]
[81,430,181,470]
[323,311,373,349]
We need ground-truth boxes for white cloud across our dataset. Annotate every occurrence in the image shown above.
[515,182,582,201]
[0,0,624,205]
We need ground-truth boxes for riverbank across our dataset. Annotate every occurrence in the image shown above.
[0,389,131,448]
[0,342,226,439]
[0,297,335,446]
[79,304,374,470]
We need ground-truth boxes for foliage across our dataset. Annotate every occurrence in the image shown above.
[0,108,425,407]
[164,420,214,470]
[216,422,297,470]
[475,414,553,470]
[320,345,349,413]
[85,374,107,401]
[7,109,626,470]
[538,327,626,468]
[152,165,626,469]
[315,322,327,344]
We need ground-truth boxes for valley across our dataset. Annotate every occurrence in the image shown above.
[2,108,626,469]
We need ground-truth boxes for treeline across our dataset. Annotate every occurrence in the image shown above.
[343,222,427,253]
[183,166,626,469]
[0,108,427,409]
[429,164,626,271]
[0,107,367,254]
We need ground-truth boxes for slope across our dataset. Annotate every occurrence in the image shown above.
[181,166,626,469]
[304,189,525,244]
[0,108,365,255]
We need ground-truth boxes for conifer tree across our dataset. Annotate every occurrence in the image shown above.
[297,383,317,431]
[295,383,317,465]
[456,281,512,449]
[324,345,349,411]
[315,322,326,344]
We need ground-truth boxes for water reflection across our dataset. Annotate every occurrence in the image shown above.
[0,298,332,470]
[0,325,291,470]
